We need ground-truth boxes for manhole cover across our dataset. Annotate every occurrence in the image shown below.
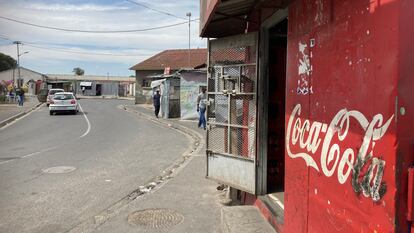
[42,166,76,174]
[127,208,184,229]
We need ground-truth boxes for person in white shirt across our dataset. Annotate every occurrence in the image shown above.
[196,87,207,130]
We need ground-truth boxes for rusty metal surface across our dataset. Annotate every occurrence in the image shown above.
[200,0,292,38]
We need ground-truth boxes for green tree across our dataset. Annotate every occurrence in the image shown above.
[72,67,85,76]
[0,53,17,72]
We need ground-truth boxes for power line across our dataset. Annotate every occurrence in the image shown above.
[0,34,160,57]
[0,15,198,33]
[24,43,154,57]
[125,0,187,20]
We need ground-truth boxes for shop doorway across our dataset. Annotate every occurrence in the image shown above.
[256,13,288,217]
[96,84,102,96]
[266,18,288,198]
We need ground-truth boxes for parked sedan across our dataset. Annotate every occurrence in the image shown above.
[49,92,79,115]
[47,88,65,106]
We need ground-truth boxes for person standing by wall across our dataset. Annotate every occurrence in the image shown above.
[153,90,161,118]
[197,87,207,130]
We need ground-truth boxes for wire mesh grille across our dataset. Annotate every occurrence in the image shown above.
[229,95,256,127]
[207,125,227,154]
[210,47,256,66]
[207,40,256,159]
[207,94,228,124]
[229,127,256,159]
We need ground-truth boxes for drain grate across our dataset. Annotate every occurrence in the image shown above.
[42,166,76,174]
[127,208,184,229]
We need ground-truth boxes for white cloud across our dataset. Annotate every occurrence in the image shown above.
[0,0,206,75]
[26,3,131,12]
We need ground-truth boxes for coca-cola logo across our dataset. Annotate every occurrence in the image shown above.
[286,104,394,201]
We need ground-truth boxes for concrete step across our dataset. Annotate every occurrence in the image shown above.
[221,206,276,233]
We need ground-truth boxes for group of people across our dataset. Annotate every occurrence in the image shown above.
[152,87,207,130]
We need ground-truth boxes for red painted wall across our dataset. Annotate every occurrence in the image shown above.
[397,0,414,231]
[285,0,405,232]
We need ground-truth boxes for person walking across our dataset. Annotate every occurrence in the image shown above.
[197,87,207,130]
[153,90,161,118]
[19,89,25,106]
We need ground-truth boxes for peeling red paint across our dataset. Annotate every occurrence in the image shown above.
[200,0,414,232]
[286,0,400,232]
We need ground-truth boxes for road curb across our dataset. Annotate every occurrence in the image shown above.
[122,105,204,151]
[0,102,44,128]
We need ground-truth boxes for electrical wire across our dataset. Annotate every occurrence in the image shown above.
[24,43,153,57]
[0,15,198,33]
[0,35,154,57]
[0,35,156,57]
[125,0,187,20]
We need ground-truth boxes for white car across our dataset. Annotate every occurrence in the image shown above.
[47,88,65,106]
[49,92,79,115]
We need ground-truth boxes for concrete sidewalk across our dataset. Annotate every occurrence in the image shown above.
[0,96,42,127]
[118,105,275,233]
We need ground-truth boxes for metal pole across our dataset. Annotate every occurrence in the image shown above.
[186,12,191,68]
[14,41,21,88]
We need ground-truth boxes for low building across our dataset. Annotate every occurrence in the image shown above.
[179,70,207,120]
[0,67,47,95]
[45,74,135,97]
[130,49,207,104]
[147,69,207,119]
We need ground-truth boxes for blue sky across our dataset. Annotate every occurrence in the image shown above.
[0,0,205,76]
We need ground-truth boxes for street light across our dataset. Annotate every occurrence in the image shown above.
[20,51,30,56]
[186,12,191,68]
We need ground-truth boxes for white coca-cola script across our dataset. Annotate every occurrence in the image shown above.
[286,104,394,201]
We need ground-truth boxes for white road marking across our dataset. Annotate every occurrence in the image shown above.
[0,103,91,166]
[0,146,57,165]
[78,103,91,138]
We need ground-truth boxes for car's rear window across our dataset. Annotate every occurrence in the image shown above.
[53,94,74,100]
[49,90,64,95]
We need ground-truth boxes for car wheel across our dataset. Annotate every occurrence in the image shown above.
[49,111,53,115]
[73,110,77,115]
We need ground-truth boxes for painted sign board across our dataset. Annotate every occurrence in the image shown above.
[285,0,412,232]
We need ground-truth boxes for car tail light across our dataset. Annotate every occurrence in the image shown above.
[70,100,76,104]
[50,100,54,104]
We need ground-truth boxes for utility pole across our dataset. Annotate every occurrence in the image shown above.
[13,41,21,89]
[13,41,29,89]
[186,12,191,68]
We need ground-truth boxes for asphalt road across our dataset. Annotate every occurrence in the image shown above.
[0,99,189,233]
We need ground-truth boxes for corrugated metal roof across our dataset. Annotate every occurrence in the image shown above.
[129,48,207,71]
[200,0,291,38]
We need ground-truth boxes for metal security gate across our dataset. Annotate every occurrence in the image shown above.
[206,33,258,193]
